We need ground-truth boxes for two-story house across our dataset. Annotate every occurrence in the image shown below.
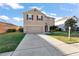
[55,16,79,31]
[23,8,55,33]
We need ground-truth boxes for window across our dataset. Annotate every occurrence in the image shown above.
[37,15,43,21]
[27,14,33,20]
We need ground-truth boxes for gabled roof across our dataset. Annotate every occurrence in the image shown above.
[23,8,55,20]
[55,16,79,26]
[56,16,78,22]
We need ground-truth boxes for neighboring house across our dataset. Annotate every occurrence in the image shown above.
[23,8,55,33]
[0,22,19,33]
[55,16,79,31]
[76,19,79,31]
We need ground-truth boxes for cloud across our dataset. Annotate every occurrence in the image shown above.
[30,6,42,10]
[0,3,3,6]
[0,15,23,22]
[13,17,23,22]
[50,13,57,16]
[0,3,9,9]
[30,6,57,18]
[71,3,79,6]
[67,3,79,17]
[41,11,51,17]
[30,6,56,17]
[0,15,10,20]
[60,7,73,12]
[41,11,57,18]
[0,15,10,22]
[0,3,24,9]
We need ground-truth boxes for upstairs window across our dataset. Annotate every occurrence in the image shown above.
[37,15,43,21]
[27,14,33,20]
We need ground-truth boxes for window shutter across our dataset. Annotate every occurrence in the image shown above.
[41,16,43,20]
[27,14,28,20]
[32,15,33,20]
[37,15,38,20]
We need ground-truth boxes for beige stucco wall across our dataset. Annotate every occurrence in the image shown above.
[23,9,55,33]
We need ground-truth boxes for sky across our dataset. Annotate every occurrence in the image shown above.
[0,3,79,26]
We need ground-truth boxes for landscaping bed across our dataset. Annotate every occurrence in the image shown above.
[0,32,25,53]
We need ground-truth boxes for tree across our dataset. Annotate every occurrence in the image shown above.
[50,25,63,32]
[64,18,77,31]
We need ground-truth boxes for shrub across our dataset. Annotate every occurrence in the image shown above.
[58,28,63,31]
[6,29,16,32]
[50,26,63,32]
[50,26,58,32]
[18,28,23,32]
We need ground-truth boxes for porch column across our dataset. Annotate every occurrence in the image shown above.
[48,26,50,32]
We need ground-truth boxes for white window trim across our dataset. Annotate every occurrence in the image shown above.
[28,14,33,21]
[37,15,43,20]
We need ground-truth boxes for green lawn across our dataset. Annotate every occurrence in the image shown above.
[0,32,25,53]
[48,31,79,44]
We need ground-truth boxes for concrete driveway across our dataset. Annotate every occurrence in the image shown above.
[11,34,79,56]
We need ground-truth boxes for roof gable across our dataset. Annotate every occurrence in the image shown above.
[23,8,55,19]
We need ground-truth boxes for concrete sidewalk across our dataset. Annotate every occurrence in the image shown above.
[11,34,79,56]
[38,34,79,56]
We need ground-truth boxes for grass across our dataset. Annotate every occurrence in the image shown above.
[48,31,79,44]
[0,32,25,53]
